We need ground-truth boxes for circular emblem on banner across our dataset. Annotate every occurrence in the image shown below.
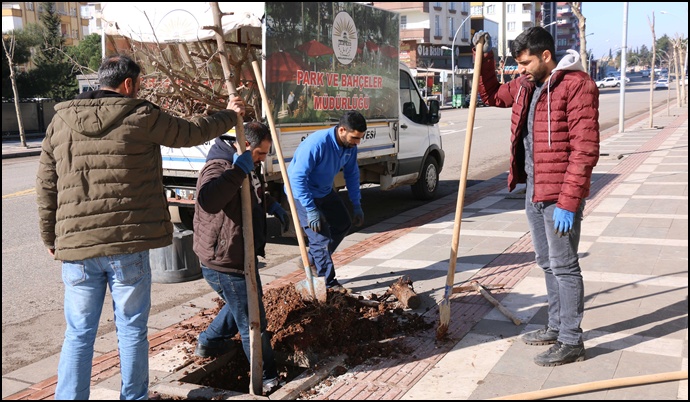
[332,11,358,65]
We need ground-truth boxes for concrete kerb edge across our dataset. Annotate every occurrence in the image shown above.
[148,351,346,400]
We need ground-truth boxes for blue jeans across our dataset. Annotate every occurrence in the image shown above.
[294,190,352,287]
[525,191,585,346]
[56,251,151,400]
[198,265,278,380]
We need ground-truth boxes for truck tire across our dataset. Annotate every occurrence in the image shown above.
[411,156,439,200]
[171,206,195,231]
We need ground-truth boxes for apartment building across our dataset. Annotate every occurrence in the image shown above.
[2,2,90,46]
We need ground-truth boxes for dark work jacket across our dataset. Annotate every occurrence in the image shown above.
[192,136,277,274]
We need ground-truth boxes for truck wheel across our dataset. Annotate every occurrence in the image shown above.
[411,156,439,200]
[171,206,194,231]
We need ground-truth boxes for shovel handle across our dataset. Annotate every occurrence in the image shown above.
[251,61,316,298]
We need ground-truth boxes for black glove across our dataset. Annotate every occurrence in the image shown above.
[352,206,364,227]
[268,202,290,232]
[472,30,492,54]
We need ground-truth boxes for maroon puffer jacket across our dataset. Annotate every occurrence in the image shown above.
[477,51,600,213]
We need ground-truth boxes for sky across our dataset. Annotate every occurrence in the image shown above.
[583,2,688,59]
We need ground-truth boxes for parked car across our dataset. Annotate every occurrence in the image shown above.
[595,77,621,88]
[464,93,485,108]
[641,70,650,78]
[654,78,669,90]
[608,73,630,83]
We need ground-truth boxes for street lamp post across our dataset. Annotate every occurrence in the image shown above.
[442,14,471,108]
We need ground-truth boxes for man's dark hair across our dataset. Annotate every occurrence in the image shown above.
[510,27,556,60]
[98,55,141,89]
[339,110,367,133]
[244,121,272,148]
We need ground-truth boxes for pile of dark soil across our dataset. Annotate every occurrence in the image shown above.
[175,283,433,396]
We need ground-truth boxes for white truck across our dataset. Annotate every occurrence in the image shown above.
[102,2,444,232]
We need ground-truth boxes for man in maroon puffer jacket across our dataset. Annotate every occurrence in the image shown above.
[473,27,599,366]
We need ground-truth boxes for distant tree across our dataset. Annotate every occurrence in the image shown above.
[638,45,652,69]
[1,26,41,98]
[27,2,78,99]
[66,33,102,73]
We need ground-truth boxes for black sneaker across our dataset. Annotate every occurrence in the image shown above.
[194,338,235,358]
[534,341,585,366]
[521,327,559,345]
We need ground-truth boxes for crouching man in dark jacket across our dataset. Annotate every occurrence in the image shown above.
[192,121,288,394]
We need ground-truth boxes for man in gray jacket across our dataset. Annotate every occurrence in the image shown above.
[35,54,245,400]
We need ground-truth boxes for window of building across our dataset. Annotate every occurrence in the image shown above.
[449,2,455,11]
[508,22,516,31]
[448,17,454,39]
[507,4,516,13]
[27,2,34,11]
[558,39,568,47]
[435,15,441,37]
[401,15,407,30]
[471,5,483,16]
[486,4,495,14]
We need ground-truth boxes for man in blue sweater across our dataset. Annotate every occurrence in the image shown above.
[287,110,367,291]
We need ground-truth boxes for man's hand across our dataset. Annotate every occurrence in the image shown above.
[268,202,290,232]
[227,97,246,116]
[307,209,321,233]
[232,152,254,174]
[553,207,574,237]
[352,206,364,227]
[472,30,492,54]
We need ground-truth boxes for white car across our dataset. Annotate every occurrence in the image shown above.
[596,77,621,88]
[608,73,631,83]
[654,78,669,90]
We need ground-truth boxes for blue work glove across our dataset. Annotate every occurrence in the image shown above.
[268,202,290,232]
[352,206,364,227]
[472,30,492,53]
[306,208,321,233]
[553,207,574,237]
[232,151,254,174]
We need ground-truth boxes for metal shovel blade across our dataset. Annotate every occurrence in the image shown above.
[295,275,328,303]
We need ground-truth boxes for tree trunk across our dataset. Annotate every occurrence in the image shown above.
[647,14,656,128]
[2,36,27,148]
[569,2,588,74]
[389,277,420,309]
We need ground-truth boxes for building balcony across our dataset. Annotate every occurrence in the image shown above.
[373,3,428,12]
[401,28,429,43]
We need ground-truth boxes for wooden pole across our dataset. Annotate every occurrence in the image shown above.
[491,370,688,400]
[250,60,325,302]
[437,36,486,340]
[471,281,521,326]
[209,3,262,395]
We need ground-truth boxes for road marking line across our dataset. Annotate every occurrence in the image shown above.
[2,188,35,199]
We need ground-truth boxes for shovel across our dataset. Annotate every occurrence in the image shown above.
[251,61,328,303]
[437,35,486,339]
